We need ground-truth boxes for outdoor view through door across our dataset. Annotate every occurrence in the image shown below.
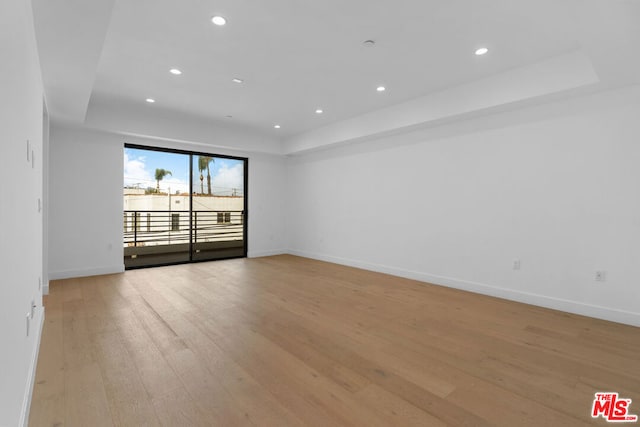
[123,144,247,268]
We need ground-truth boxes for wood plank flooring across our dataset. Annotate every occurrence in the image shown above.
[29,255,640,426]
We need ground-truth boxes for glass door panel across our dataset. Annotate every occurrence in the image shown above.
[124,147,191,268]
[191,155,246,261]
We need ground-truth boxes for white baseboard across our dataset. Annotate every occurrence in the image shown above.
[248,249,287,258]
[43,281,49,295]
[287,249,640,327]
[49,264,125,280]
[20,308,44,427]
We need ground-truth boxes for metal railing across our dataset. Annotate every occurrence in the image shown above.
[123,210,244,247]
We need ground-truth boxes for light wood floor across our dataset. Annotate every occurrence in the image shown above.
[30,255,640,426]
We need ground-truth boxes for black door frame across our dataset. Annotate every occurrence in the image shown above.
[124,143,248,269]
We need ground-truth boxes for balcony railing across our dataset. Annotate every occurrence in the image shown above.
[123,210,244,247]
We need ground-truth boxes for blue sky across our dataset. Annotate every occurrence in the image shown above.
[124,147,244,195]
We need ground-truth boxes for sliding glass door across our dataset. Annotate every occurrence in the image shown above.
[123,145,247,268]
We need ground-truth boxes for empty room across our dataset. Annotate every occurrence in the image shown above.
[2,0,640,426]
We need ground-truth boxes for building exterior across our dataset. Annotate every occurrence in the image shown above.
[123,191,244,247]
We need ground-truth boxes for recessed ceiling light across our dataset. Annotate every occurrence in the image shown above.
[363,40,376,47]
[169,68,182,75]
[475,47,489,56]
[376,86,386,92]
[274,125,281,129]
[145,98,155,103]
[315,109,323,114]
[232,78,244,83]
[225,115,233,119]
[211,16,227,26]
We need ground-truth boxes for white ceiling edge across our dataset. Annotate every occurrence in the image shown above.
[83,96,283,155]
[283,50,600,156]
[111,130,281,160]
[286,84,640,163]
[49,120,279,161]
[32,0,115,123]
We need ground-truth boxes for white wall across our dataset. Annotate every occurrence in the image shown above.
[247,152,287,257]
[49,126,124,279]
[0,0,45,425]
[49,125,286,278]
[42,103,50,293]
[286,86,640,326]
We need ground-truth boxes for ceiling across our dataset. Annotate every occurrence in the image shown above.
[32,0,640,151]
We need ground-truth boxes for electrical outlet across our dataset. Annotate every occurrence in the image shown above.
[513,259,521,270]
[595,271,606,282]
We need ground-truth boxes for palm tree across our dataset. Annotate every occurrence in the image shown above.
[197,156,207,194]
[155,168,172,192]
[198,156,214,195]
